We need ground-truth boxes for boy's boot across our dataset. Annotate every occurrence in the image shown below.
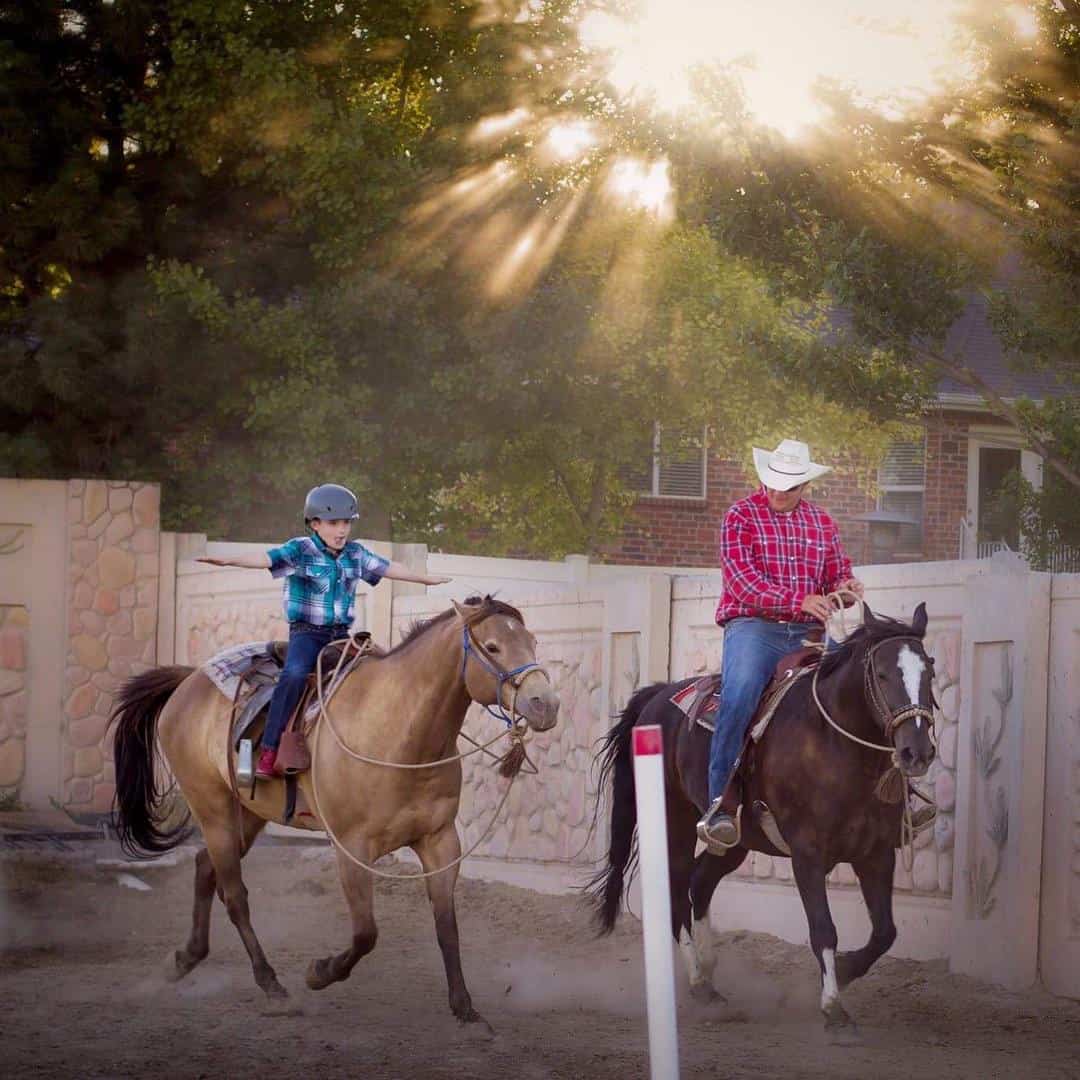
[256,747,279,780]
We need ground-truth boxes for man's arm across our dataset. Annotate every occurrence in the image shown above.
[382,561,451,587]
[197,553,271,569]
[822,519,863,600]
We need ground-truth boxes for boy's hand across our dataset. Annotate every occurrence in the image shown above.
[425,575,452,586]
[196,557,230,567]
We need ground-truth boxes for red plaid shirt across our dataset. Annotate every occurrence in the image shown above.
[716,487,853,625]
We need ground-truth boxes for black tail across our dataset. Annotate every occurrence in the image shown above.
[110,665,194,857]
[585,682,670,934]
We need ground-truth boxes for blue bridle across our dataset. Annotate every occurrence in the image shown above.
[460,623,546,727]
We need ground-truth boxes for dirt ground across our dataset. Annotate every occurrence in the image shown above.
[2,839,1079,1080]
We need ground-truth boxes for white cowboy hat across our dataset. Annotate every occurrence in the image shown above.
[752,439,832,491]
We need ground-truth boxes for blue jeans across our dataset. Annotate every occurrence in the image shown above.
[263,622,349,751]
[707,617,818,803]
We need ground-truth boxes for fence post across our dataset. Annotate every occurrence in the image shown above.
[949,562,1051,988]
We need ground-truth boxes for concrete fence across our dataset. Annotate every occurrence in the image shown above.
[1,477,1077,997]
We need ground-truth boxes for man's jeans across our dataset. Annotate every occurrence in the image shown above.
[707,617,818,803]
[263,622,349,751]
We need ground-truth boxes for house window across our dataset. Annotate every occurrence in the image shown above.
[624,423,708,499]
[878,438,925,552]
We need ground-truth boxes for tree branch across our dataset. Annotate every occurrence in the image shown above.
[913,335,1080,491]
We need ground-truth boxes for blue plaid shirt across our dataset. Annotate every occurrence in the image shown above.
[267,534,390,627]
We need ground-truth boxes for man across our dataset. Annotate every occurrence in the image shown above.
[697,439,864,850]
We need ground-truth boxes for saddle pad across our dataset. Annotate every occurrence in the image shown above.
[203,641,279,699]
[671,677,722,733]
[749,665,812,742]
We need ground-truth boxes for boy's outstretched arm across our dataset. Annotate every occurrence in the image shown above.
[382,561,451,587]
[196,553,271,569]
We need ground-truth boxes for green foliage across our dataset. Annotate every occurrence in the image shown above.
[1,0,1076,557]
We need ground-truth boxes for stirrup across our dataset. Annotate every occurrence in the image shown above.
[697,800,742,854]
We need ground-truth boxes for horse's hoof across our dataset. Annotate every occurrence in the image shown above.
[261,984,301,1016]
[826,1020,861,1046]
[823,999,857,1039]
[457,1009,495,1039]
[305,957,335,991]
[165,949,202,983]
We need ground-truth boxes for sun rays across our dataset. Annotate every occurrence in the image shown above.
[391,1,1057,304]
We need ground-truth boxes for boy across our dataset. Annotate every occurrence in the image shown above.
[197,483,450,779]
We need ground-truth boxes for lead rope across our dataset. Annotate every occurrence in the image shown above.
[305,633,538,881]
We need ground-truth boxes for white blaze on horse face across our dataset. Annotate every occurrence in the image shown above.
[897,644,925,708]
[821,947,839,1011]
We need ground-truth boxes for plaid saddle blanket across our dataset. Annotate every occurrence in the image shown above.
[202,641,280,700]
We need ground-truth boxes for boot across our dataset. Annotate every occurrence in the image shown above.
[697,787,742,853]
[255,747,279,781]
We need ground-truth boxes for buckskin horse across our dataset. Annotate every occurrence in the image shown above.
[587,602,936,1031]
[110,596,558,1027]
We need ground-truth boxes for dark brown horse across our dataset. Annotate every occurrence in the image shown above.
[588,603,936,1031]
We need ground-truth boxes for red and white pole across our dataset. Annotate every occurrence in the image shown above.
[631,723,680,1080]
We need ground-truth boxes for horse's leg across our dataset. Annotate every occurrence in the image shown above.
[790,852,852,1030]
[836,845,897,988]
[413,824,490,1031]
[201,817,288,1003]
[171,810,267,982]
[306,843,377,990]
[684,846,749,1000]
[665,806,707,1001]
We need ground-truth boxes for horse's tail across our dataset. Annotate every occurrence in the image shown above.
[584,682,670,935]
[110,665,194,857]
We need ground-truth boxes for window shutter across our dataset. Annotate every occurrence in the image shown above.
[658,450,705,497]
[879,441,925,489]
[658,430,706,498]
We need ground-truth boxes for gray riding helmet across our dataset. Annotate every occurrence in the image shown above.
[304,483,359,522]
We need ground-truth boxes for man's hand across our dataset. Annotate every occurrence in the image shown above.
[800,593,836,622]
[836,577,865,600]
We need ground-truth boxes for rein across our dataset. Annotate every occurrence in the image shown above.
[306,612,550,881]
[810,596,938,870]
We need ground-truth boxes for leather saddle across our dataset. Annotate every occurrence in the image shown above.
[230,632,381,751]
[673,644,822,737]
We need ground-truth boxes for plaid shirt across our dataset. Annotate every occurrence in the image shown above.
[716,487,852,625]
[267,534,390,627]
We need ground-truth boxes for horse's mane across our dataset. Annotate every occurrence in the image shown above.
[383,594,525,657]
[817,611,925,678]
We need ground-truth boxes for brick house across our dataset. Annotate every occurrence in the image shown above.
[605,293,1063,568]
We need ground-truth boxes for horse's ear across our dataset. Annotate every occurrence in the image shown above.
[912,601,928,637]
[862,601,877,626]
[451,599,470,620]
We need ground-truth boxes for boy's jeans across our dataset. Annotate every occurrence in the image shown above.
[706,617,818,804]
[263,622,349,752]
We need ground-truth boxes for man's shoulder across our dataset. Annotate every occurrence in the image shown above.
[724,490,765,520]
[799,499,836,527]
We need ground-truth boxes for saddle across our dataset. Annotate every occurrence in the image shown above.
[671,644,822,738]
[230,632,381,753]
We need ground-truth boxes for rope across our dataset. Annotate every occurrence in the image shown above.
[808,606,939,874]
[308,716,530,881]
[304,629,539,880]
